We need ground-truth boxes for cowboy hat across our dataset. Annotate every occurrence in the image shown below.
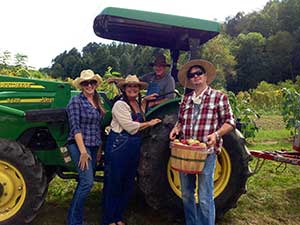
[178,59,216,89]
[73,69,102,89]
[149,54,170,67]
[118,75,148,90]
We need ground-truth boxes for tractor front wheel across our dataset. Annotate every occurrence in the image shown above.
[0,138,47,225]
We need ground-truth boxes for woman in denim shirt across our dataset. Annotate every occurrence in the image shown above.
[101,75,161,225]
[66,69,105,225]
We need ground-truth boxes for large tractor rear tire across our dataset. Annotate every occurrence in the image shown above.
[0,138,48,225]
[138,111,252,219]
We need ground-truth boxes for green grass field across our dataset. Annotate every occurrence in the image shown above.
[32,115,300,225]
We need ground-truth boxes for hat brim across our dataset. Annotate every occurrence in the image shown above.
[178,59,216,89]
[149,63,170,67]
[118,81,148,90]
[73,74,102,89]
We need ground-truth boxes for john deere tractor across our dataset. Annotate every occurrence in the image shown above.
[0,7,251,225]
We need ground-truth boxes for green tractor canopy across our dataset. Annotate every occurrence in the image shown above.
[93,7,221,51]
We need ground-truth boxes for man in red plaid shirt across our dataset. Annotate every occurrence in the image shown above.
[169,59,235,225]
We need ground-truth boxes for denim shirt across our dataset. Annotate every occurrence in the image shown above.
[67,92,102,147]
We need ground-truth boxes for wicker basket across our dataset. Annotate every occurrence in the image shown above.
[170,141,210,174]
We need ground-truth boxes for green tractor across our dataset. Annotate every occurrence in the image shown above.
[0,7,251,225]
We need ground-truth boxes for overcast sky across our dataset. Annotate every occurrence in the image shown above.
[0,0,269,69]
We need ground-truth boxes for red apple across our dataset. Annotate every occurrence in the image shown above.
[180,139,188,145]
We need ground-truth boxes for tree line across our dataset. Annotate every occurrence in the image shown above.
[1,0,299,93]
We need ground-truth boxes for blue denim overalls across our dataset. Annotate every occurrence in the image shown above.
[101,112,144,225]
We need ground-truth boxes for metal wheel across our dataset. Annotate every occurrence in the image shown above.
[0,160,26,222]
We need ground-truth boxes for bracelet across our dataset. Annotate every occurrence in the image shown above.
[215,131,221,141]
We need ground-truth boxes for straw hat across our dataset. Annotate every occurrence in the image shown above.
[178,59,216,89]
[149,54,170,67]
[118,75,148,90]
[73,69,102,89]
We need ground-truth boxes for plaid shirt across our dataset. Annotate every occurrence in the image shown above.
[178,87,235,151]
[67,92,102,147]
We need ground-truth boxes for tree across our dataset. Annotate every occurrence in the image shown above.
[119,53,133,76]
[266,31,295,82]
[50,63,66,79]
[278,0,300,33]
[200,33,237,89]
[232,32,269,92]
[14,53,28,67]
[0,50,12,66]
[224,12,247,37]
[51,48,83,79]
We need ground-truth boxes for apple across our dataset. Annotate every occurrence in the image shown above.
[180,139,188,145]
[187,139,200,145]
[191,143,200,146]
[198,143,207,148]
[173,139,180,143]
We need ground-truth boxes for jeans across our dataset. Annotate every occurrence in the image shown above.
[101,131,141,225]
[179,153,216,225]
[67,144,98,225]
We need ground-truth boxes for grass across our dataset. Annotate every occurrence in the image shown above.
[32,115,300,225]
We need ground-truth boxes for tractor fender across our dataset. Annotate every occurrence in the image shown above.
[145,97,181,120]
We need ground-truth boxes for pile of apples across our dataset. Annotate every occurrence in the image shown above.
[173,138,206,147]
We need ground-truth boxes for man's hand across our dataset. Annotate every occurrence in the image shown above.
[169,126,181,140]
[206,132,217,147]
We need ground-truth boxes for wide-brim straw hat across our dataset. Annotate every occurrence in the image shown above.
[178,59,216,89]
[73,69,102,89]
[118,75,148,90]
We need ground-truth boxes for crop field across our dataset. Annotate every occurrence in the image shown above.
[32,115,300,225]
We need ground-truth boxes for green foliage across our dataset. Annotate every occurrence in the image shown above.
[98,67,121,99]
[266,31,295,83]
[103,66,121,78]
[228,91,259,139]
[224,0,300,92]
[281,87,300,133]
[14,53,28,67]
[230,32,269,92]
[0,64,62,82]
[0,50,12,66]
[248,81,282,114]
[200,33,237,89]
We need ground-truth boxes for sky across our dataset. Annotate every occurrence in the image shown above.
[0,0,270,69]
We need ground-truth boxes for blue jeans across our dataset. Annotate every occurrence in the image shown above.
[179,153,216,225]
[67,144,98,225]
[101,131,141,225]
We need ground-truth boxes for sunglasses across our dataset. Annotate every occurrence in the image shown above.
[187,70,205,79]
[80,80,97,87]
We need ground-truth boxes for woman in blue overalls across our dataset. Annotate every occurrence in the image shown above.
[101,75,161,225]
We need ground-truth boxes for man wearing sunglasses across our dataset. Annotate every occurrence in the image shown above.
[169,59,235,225]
